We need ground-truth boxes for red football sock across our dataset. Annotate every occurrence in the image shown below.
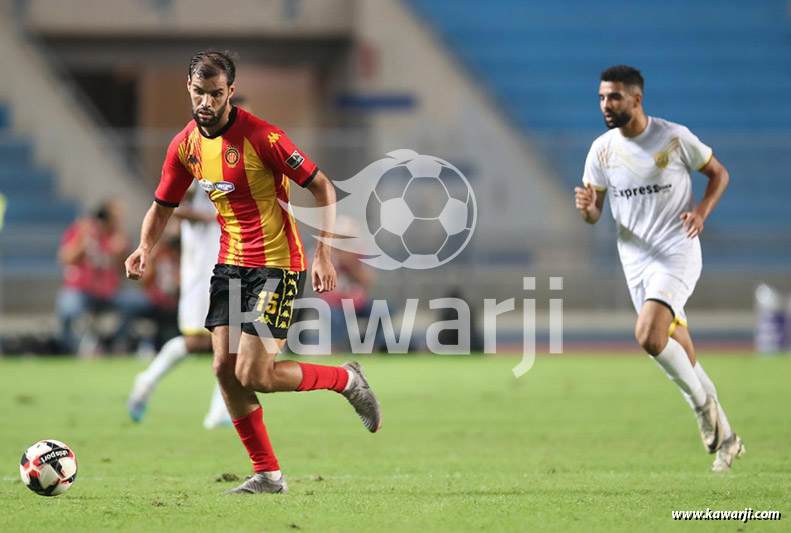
[296,362,349,392]
[232,406,279,473]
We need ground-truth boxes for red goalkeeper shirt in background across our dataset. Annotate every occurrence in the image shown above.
[60,219,122,299]
[154,107,318,271]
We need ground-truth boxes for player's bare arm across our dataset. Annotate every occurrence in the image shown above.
[305,171,337,293]
[575,183,606,224]
[124,202,175,280]
[680,155,730,238]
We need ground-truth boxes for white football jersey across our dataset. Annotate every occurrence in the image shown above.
[179,182,221,333]
[582,116,713,284]
[180,182,220,252]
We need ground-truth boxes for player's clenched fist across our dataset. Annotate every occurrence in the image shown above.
[124,247,148,280]
[574,184,596,211]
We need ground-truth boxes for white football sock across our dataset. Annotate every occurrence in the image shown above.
[342,369,354,392]
[693,362,733,439]
[139,336,188,393]
[261,470,282,481]
[203,383,231,428]
[652,337,707,408]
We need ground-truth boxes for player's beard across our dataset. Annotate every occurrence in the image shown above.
[604,109,631,129]
[192,98,228,128]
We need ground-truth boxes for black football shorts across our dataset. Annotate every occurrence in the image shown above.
[204,264,306,338]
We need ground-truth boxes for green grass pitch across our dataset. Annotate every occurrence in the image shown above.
[0,353,788,532]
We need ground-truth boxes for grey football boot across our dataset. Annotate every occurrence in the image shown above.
[695,395,725,453]
[712,434,745,472]
[223,473,289,494]
[341,361,382,433]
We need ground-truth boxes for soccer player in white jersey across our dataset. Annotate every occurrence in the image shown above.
[575,65,743,472]
[128,182,231,428]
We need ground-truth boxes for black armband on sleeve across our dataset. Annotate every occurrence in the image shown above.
[301,167,319,188]
[154,197,179,208]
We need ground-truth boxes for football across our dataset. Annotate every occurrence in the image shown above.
[19,440,78,496]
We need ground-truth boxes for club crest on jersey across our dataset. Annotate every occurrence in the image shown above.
[198,179,214,192]
[286,150,305,170]
[224,145,240,167]
[215,181,235,193]
[654,151,669,169]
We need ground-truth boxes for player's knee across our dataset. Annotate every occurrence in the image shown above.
[635,327,665,356]
[236,366,276,393]
[256,378,277,394]
[212,357,235,382]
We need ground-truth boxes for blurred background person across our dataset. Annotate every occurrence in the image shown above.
[128,181,229,428]
[138,231,180,352]
[55,199,148,355]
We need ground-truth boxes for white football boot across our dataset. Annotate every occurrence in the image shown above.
[695,395,724,453]
[712,434,745,472]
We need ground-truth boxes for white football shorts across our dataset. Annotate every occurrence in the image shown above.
[179,222,221,335]
[627,245,702,326]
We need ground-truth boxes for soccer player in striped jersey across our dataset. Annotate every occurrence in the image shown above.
[125,51,381,494]
[575,65,743,472]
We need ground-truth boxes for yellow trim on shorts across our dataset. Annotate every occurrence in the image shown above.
[696,151,713,171]
[667,317,688,336]
[181,329,211,336]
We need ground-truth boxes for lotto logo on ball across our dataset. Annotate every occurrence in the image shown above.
[20,440,78,497]
[285,149,477,270]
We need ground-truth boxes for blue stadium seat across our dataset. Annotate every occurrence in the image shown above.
[0,105,9,129]
[408,0,791,268]
[0,102,79,277]
[0,138,34,166]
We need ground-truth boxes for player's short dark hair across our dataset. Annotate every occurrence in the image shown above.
[93,199,116,222]
[189,50,237,85]
[600,65,644,91]
[94,204,110,222]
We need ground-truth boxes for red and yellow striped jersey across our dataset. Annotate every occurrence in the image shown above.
[154,107,317,271]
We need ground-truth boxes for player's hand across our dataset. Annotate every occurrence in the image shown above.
[574,184,596,212]
[77,218,94,236]
[312,257,337,293]
[124,247,148,280]
[680,212,704,238]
